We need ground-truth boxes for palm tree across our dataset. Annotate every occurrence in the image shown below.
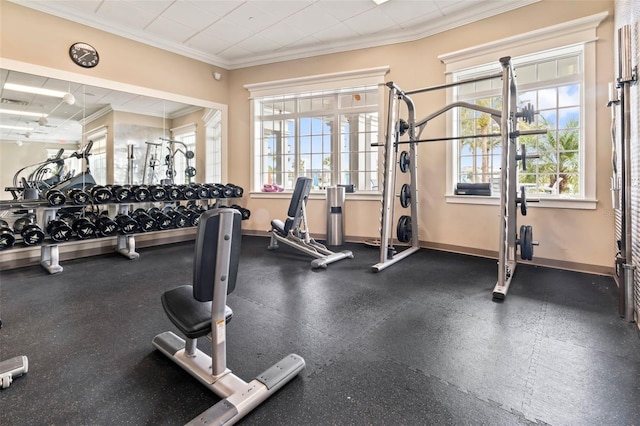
[525,117,579,194]
[459,97,502,183]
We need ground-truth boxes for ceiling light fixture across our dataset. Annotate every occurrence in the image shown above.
[372,0,390,5]
[0,108,49,118]
[0,124,31,130]
[4,83,69,98]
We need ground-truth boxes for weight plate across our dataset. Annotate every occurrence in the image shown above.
[396,215,412,243]
[520,185,527,216]
[400,183,411,208]
[520,225,533,261]
[399,151,410,173]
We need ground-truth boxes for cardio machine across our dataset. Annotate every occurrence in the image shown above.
[153,208,305,425]
[6,141,96,200]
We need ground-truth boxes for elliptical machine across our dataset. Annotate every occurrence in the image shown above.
[6,141,96,201]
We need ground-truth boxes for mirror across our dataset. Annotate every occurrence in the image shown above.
[0,69,223,201]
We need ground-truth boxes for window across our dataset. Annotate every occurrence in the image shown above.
[440,12,607,209]
[85,127,107,185]
[203,109,222,184]
[454,47,583,196]
[246,67,388,192]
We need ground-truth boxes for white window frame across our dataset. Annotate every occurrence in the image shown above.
[203,108,223,184]
[245,67,389,199]
[440,12,608,210]
[85,126,107,185]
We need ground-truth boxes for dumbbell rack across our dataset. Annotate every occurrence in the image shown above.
[0,183,248,275]
[39,203,142,274]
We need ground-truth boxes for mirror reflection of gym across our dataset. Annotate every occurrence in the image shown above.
[0,69,223,201]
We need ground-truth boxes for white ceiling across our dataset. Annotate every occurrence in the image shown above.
[0,69,196,143]
[2,0,539,143]
[12,0,539,70]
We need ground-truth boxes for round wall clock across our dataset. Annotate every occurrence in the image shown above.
[69,42,99,68]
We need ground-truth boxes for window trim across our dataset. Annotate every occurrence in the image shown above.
[440,12,607,210]
[245,66,389,197]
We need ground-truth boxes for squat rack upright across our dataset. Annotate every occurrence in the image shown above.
[373,56,545,300]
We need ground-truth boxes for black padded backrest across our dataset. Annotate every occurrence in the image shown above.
[192,208,242,302]
[286,177,312,231]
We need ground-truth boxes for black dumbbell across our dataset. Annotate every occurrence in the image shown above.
[13,213,37,234]
[165,209,189,228]
[13,214,44,246]
[165,185,183,201]
[220,184,234,198]
[115,214,138,234]
[72,217,98,239]
[94,216,118,237]
[131,210,156,232]
[21,223,45,246]
[67,188,90,205]
[149,209,173,230]
[182,185,198,200]
[193,184,210,199]
[131,185,151,202]
[226,184,244,198]
[46,219,73,242]
[44,189,66,206]
[204,183,221,198]
[88,185,112,203]
[148,185,167,201]
[0,219,16,250]
[230,205,251,220]
[110,185,132,203]
[182,207,202,227]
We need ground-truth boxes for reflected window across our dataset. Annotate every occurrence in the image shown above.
[86,130,107,185]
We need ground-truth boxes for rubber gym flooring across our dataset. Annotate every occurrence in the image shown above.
[1,236,639,425]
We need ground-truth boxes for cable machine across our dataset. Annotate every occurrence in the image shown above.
[159,137,196,184]
[373,57,545,300]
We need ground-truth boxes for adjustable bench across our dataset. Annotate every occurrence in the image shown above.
[268,177,353,268]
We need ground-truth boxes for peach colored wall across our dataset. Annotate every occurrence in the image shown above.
[0,1,228,104]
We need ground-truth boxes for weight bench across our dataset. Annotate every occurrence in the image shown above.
[153,208,305,425]
[268,177,353,269]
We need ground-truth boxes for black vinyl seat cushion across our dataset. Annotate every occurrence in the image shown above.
[161,285,213,339]
[271,219,286,236]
